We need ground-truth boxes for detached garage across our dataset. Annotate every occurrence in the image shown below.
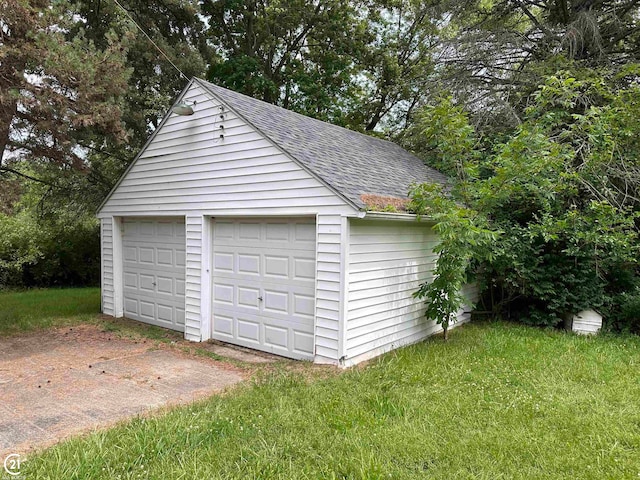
[98,78,477,366]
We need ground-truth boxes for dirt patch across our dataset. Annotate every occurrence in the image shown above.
[0,324,253,457]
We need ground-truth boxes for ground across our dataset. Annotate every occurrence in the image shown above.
[0,322,276,458]
[2,288,640,479]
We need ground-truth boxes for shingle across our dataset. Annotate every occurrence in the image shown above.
[198,79,449,209]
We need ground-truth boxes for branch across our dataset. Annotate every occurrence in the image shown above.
[513,0,553,37]
[0,166,59,187]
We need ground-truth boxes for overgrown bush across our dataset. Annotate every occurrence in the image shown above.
[0,210,99,289]
[614,291,640,334]
[407,70,640,329]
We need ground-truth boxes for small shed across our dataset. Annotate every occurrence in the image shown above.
[97,78,477,366]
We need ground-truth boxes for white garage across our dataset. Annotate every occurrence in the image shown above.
[98,78,477,366]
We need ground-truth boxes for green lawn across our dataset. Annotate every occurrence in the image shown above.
[17,321,640,480]
[0,287,101,335]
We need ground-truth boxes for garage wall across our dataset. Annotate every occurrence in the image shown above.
[344,219,478,366]
[98,82,355,218]
[185,216,204,341]
[101,218,115,317]
[314,215,348,364]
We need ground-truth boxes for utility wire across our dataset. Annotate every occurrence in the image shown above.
[112,0,189,82]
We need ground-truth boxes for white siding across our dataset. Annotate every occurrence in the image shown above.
[185,216,203,341]
[98,82,355,218]
[459,282,480,323]
[344,219,477,366]
[101,218,115,316]
[314,215,348,364]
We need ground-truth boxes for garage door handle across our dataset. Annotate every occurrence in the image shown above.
[152,282,157,286]
[258,296,263,301]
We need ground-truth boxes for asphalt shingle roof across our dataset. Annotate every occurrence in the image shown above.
[198,79,449,209]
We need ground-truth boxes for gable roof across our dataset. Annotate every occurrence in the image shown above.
[197,79,448,209]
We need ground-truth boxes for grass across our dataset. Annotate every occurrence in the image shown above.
[14,321,640,480]
[0,288,261,368]
[0,287,101,335]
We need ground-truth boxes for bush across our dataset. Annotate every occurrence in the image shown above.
[407,71,640,329]
[0,211,100,289]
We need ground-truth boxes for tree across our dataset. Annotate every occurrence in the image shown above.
[408,69,639,329]
[202,0,449,132]
[408,183,497,339]
[77,0,211,150]
[202,0,369,125]
[438,0,640,129]
[0,0,130,183]
[350,0,448,132]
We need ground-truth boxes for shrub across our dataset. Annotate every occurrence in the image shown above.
[0,210,100,289]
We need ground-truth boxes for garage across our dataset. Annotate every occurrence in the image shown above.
[122,218,186,331]
[211,218,316,359]
[99,78,476,365]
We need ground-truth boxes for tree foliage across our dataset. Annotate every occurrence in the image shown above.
[203,0,448,131]
[408,68,640,329]
[0,0,130,177]
[429,0,640,131]
[408,183,498,339]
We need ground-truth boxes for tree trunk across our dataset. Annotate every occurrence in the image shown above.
[0,99,17,167]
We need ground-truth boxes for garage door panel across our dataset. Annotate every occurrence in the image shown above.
[215,240,315,252]
[263,288,288,314]
[265,222,289,241]
[213,272,314,292]
[264,255,289,278]
[212,218,316,359]
[237,317,260,343]
[175,307,185,326]
[237,253,260,275]
[214,283,234,305]
[264,324,288,349]
[124,246,137,262]
[293,293,315,318]
[237,286,260,309]
[293,330,314,355]
[294,222,315,241]
[293,257,315,280]
[212,277,314,317]
[212,313,234,337]
[213,307,315,359]
[176,279,185,296]
[123,218,185,332]
[213,252,234,272]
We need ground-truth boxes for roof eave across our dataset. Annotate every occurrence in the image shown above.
[362,211,434,222]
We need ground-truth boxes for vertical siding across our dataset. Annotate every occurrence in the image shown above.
[344,219,476,366]
[98,83,354,218]
[101,218,115,316]
[185,216,203,341]
[314,215,347,364]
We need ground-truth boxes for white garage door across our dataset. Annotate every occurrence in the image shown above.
[212,218,316,359]
[122,218,186,331]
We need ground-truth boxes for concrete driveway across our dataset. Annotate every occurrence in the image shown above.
[0,323,265,457]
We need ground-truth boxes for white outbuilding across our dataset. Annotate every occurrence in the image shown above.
[98,78,477,366]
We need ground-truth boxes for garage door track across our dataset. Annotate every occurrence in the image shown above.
[0,324,250,457]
